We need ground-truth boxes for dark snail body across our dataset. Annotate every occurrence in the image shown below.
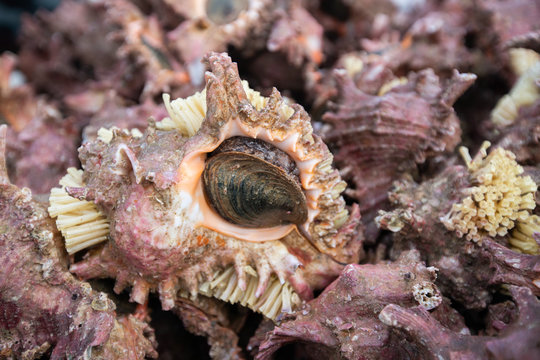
[202,136,308,228]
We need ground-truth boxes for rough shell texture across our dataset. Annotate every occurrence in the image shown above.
[18,0,194,101]
[0,124,158,359]
[0,54,80,195]
[17,0,117,98]
[0,126,116,359]
[481,0,540,49]
[173,297,245,360]
[104,0,195,100]
[167,0,275,84]
[267,4,324,67]
[377,156,540,309]
[59,53,361,321]
[90,315,158,359]
[321,65,475,239]
[252,250,461,360]
[353,0,486,77]
[70,90,168,142]
[505,30,540,53]
[379,286,540,360]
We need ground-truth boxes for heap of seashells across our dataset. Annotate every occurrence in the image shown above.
[0,0,539,359]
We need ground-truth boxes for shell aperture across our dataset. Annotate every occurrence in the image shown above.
[203,136,308,228]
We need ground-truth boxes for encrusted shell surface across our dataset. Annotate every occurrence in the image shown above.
[321,63,475,239]
[376,144,540,309]
[0,54,80,194]
[0,126,117,359]
[49,53,362,321]
[253,251,449,360]
[167,0,275,84]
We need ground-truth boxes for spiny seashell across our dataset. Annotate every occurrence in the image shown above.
[0,125,117,359]
[49,53,362,321]
[254,251,452,360]
[377,144,540,309]
[167,0,275,84]
[322,66,475,239]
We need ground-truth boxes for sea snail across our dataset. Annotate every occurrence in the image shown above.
[49,53,361,321]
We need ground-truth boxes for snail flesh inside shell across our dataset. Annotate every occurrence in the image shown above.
[202,136,308,228]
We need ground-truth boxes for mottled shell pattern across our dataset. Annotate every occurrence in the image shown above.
[49,53,360,321]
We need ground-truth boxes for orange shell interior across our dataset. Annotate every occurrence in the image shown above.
[174,117,322,242]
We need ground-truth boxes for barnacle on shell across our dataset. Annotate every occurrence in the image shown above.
[412,281,442,311]
[442,142,537,243]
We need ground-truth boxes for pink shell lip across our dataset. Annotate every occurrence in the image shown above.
[174,115,323,242]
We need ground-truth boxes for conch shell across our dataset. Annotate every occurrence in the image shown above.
[49,53,361,320]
